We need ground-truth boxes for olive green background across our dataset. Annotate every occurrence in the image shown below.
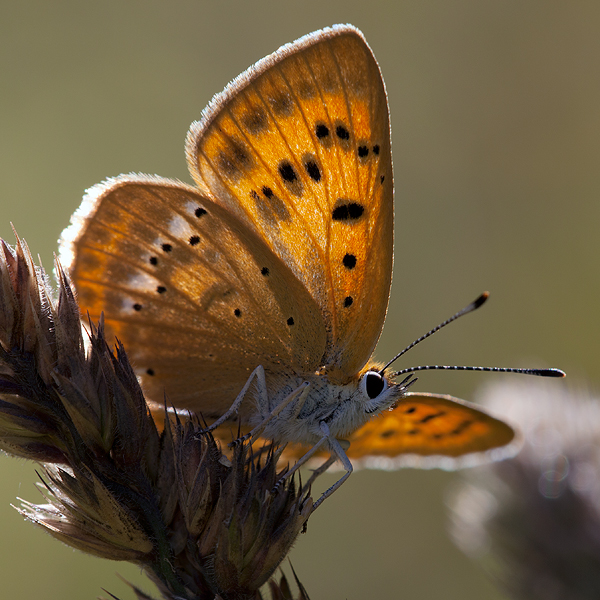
[1,1,598,598]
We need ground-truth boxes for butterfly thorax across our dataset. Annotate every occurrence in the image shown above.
[257,367,405,447]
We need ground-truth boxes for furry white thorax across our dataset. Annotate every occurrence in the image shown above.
[253,370,406,447]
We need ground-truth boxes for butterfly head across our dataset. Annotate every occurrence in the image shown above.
[281,363,414,444]
[356,364,417,416]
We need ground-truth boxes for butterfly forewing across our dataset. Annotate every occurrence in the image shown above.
[62,176,326,415]
[187,25,393,383]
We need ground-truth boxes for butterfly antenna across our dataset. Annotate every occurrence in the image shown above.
[392,364,565,378]
[380,291,490,373]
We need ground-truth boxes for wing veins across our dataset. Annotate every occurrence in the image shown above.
[84,192,296,354]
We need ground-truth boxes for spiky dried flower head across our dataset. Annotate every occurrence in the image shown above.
[0,233,314,600]
[448,379,600,600]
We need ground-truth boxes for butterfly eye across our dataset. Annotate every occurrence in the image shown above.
[360,370,388,399]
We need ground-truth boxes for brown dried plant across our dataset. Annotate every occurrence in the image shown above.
[0,232,314,600]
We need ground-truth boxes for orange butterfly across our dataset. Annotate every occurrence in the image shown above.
[60,25,563,506]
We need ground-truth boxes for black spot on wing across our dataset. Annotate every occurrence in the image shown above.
[302,153,322,182]
[278,161,297,182]
[342,254,357,269]
[334,122,351,151]
[335,124,350,140]
[315,122,332,147]
[315,123,329,138]
[419,411,446,424]
[451,420,473,436]
[278,160,303,197]
[332,200,365,222]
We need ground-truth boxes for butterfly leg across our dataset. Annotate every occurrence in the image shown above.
[312,429,353,509]
[272,432,330,493]
[236,381,311,445]
[274,421,353,509]
[300,455,337,496]
[201,365,268,433]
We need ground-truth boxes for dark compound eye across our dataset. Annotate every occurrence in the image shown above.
[361,370,387,399]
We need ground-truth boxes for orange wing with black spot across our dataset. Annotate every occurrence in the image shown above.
[61,175,326,416]
[186,25,393,383]
[345,392,518,467]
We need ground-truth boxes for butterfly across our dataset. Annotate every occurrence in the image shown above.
[59,24,563,506]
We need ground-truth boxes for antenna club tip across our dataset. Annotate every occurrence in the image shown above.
[530,368,566,378]
[473,291,490,309]
[543,368,566,378]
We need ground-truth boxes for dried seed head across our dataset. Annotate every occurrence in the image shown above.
[0,233,317,599]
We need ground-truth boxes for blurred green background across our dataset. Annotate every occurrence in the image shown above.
[1,1,598,598]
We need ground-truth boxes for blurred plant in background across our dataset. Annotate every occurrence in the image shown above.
[0,233,313,600]
[448,379,600,600]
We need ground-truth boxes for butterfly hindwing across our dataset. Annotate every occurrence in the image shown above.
[345,392,517,466]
